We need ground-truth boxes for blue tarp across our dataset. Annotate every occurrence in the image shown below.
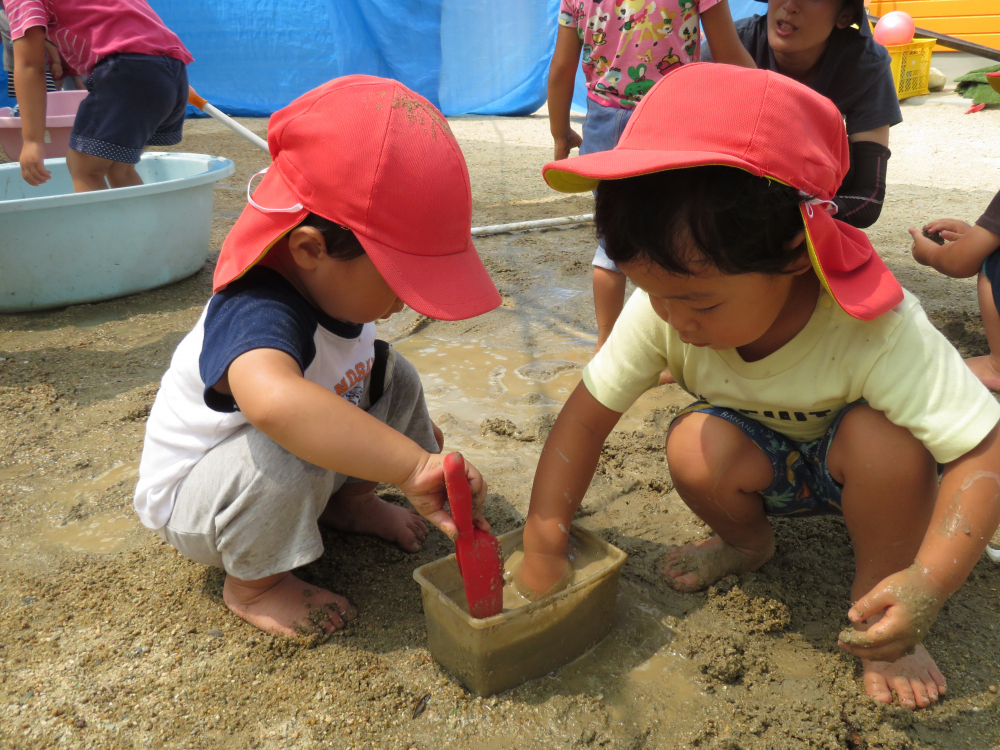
[0,0,763,116]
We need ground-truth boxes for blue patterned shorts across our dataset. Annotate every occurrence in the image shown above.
[670,400,866,517]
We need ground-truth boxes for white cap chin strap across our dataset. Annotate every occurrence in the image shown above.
[246,167,304,213]
[798,190,838,219]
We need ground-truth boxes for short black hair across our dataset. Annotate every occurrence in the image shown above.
[595,166,806,276]
[296,213,366,261]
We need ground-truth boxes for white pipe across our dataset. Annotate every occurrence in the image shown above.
[471,214,593,237]
[202,102,270,153]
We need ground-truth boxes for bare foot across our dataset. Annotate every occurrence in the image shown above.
[223,572,357,637]
[319,481,428,552]
[659,367,675,385]
[661,536,772,592]
[862,644,947,709]
[965,355,1000,391]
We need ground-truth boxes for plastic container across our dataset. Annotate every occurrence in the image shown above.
[886,38,936,100]
[0,151,235,312]
[0,90,89,160]
[412,524,627,696]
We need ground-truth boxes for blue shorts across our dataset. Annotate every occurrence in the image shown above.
[580,98,633,274]
[670,400,866,517]
[983,248,1000,315]
[70,53,188,164]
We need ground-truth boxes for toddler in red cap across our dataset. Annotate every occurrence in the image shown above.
[516,64,1000,709]
[133,76,501,637]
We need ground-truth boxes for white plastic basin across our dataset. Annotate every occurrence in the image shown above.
[0,151,235,312]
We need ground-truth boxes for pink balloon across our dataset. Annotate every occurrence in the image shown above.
[874,11,916,47]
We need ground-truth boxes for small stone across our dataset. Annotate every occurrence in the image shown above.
[990,685,997,693]
[206,629,224,638]
[74,718,86,729]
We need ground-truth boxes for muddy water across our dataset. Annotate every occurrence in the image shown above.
[549,581,708,733]
[393,333,587,426]
[6,462,143,559]
[394,332,681,434]
[44,512,137,554]
[500,534,611,609]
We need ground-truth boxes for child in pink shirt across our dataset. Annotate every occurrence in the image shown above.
[4,0,193,192]
[547,0,754,351]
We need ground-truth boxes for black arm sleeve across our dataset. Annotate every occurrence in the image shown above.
[832,140,890,229]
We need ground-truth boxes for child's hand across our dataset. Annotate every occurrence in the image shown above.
[513,550,572,601]
[837,563,945,663]
[924,218,972,243]
[398,452,489,541]
[43,39,64,81]
[553,128,582,161]
[908,227,945,269]
[19,141,52,186]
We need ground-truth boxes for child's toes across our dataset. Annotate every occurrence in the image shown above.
[908,676,932,707]
[930,665,947,696]
[890,675,917,709]
[409,513,429,539]
[330,594,358,623]
[398,526,423,552]
[862,668,893,705]
[921,670,940,702]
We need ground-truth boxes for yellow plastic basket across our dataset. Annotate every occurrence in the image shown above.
[886,38,936,100]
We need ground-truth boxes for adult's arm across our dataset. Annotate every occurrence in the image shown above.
[12,25,51,185]
[833,126,890,228]
[700,0,756,69]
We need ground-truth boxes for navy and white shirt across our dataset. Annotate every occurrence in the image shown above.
[134,267,376,529]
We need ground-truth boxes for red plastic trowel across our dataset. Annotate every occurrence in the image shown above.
[444,452,503,618]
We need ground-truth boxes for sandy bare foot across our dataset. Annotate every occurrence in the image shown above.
[662,536,772,593]
[965,355,1000,392]
[319,481,428,552]
[223,572,357,637]
[862,644,947,709]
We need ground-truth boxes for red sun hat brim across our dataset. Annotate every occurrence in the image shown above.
[216,162,501,321]
[360,233,501,322]
[544,149,766,193]
[214,165,308,292]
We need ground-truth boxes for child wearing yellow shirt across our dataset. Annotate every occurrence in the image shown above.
[517,64,1000,711]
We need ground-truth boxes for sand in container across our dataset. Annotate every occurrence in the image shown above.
[412,523,626,696]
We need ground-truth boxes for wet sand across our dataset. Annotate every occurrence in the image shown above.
[1,92,1000,749]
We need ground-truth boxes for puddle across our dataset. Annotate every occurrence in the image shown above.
[1,462,143,558]
[44,511,139,554]
[394,333,679,431]
[547,581,707,730]
[393,333,588,426]
[46,461,140,511]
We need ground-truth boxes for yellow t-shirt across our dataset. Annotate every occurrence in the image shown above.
[583,287,1000,464]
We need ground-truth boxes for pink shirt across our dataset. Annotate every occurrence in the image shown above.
[4,0,192,77]
[560,0,719,108]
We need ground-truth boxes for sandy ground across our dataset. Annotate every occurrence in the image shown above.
[2,80,1000,750]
